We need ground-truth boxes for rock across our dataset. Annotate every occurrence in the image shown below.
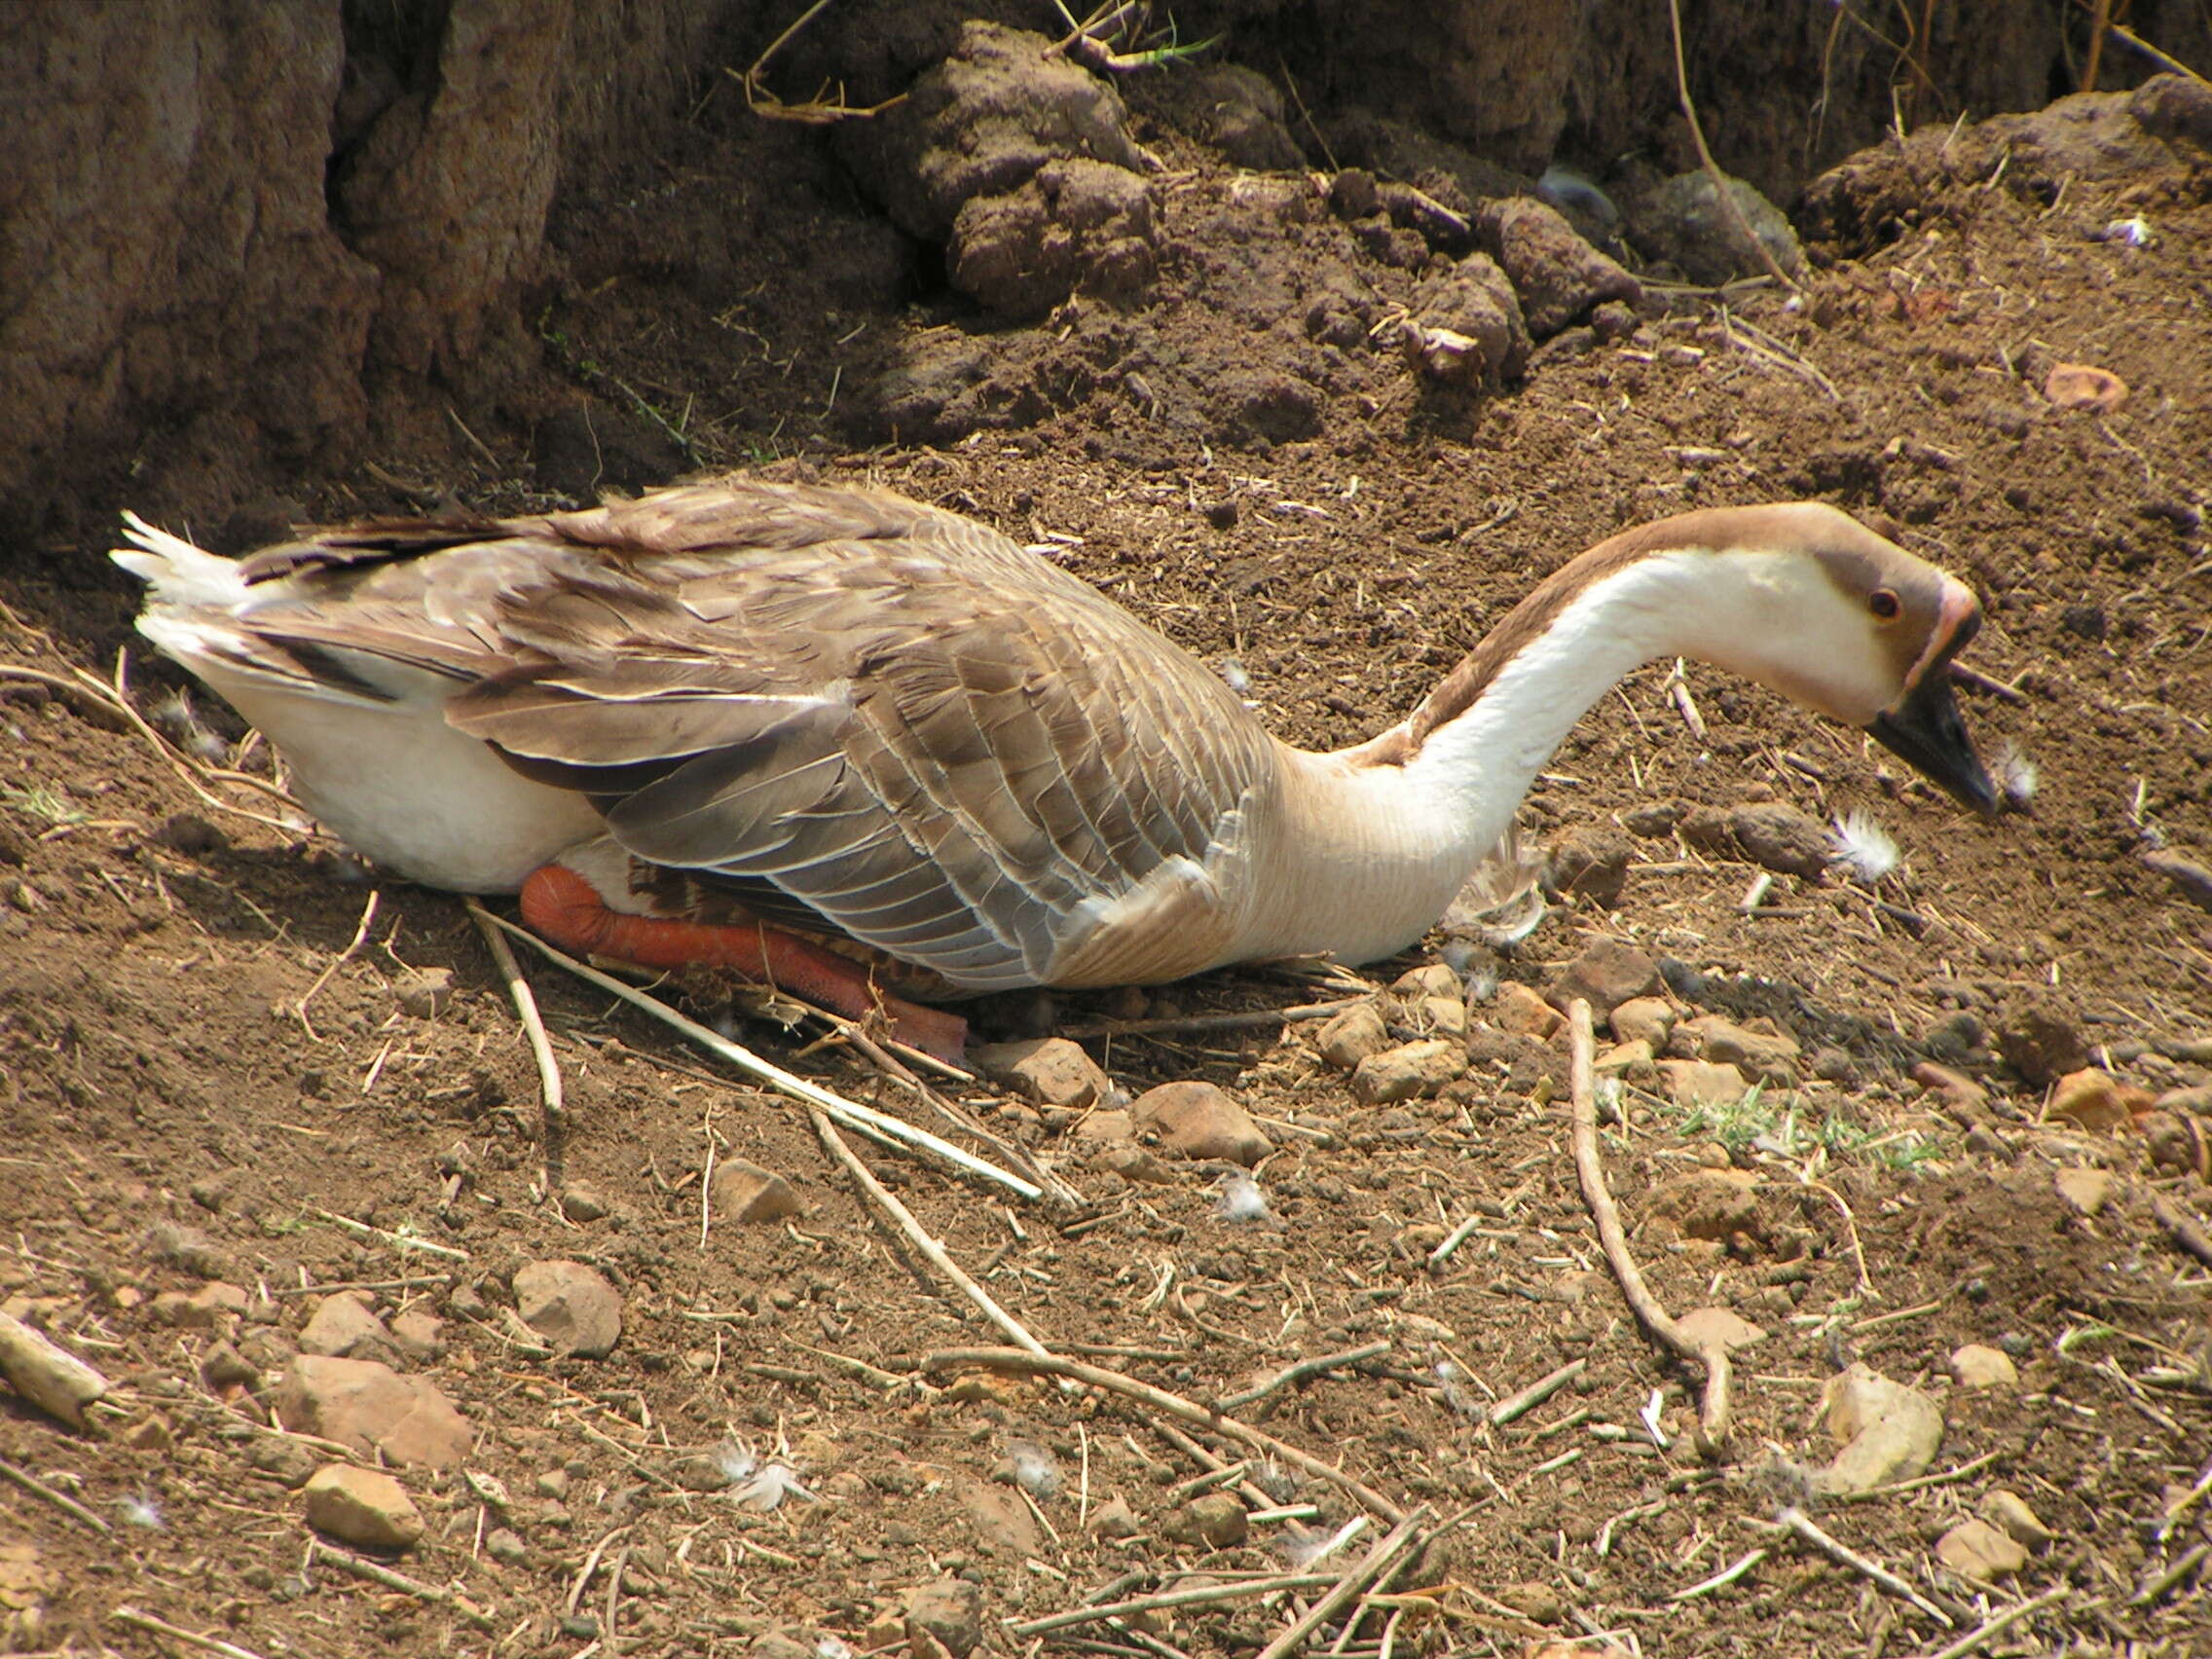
[1493,1581,1567,1623]
[2053,1166,2116,1216]
[1550,940,1661,1019]
[1074,1109,1135,1145]
[388,1310,445,1362]
[486,1527,528,1565]
[2050,1068,2146,1131]
[1728,802,1831,880]
[1677,1014,1800,1084]
[1088,1495,1140,1537]
[972,1037,1112,1108]
[1390,965,1461,1000]
[1639,169,1805,285]
[1349,1039,1465,1105]
[299,1292,396,1361]
[1163,1493,1247,1549]
[1912,1061,1989,1120]
[1935,1518,2027,1579]
[1818,1364,1942,1494]
[558,1183,610,1223]
[2142,848,2212,912]
[1594,1038,1654,1082]
[1949,1344,2018,1389]
[1414,994,1468,1037]
[1610,997,1677,1050]
[1675,1307,1765,1352]
[1095,1144,1174,1186]
[1993,994,2089,1088]
[960,1478,1044,1557]
[1130,1082,1272,1166]
[151,1281,249,1328]
[1494,982,1564,1039]
[1542,827,1632,906]
[512,1261,622,1358]
[1647,1169,1763,1247]
[304,1463,424,1551]
[1979,1489,2053,1549]
[392,966,457,1019]
[2044,362,2126,413]
[1475,197,1640,338]
[276,1355,471,1469]
[1316,1002,1391,1070]
[712,1160,806,1225]
[1657,1058,1751,1108]
[903,1578,984,1659]
[0,1311,111,1429]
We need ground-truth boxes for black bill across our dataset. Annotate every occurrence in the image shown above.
[1869,669,2000,815]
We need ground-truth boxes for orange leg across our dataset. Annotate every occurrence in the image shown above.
[519,864,968,1063]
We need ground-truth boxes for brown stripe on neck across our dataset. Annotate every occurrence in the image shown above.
[1370,507,1817,763]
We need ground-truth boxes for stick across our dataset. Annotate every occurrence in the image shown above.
[1253,1510,1430,1659]
[1909,1585,2071,1659]
[2151,1193,2212,1268]
[1948,661,2028,704]
[1666,0,1798,290]
[1669,1545,1767,1601]
[925,1347,1406,1523]
[111,1606,269,1659]
[813,1113,1050,1356]
[293,890,379,1038]
[1425,1212,1487,1272]
[0,1453,112,1533]
[1565,1000,1733,1456]
[1218,1343,1391,1414]
[1009,1573,1341,1637]
[465,899,567,1190]
[0,1309,111,1427]
[2130,1539,2210,1607]
[1775,1507,1954,1627]
[311,1540,497,1629]
[475,906,1040,1200]
[1486,1358,1586,1428]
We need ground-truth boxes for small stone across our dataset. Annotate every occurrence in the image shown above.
[712,1161,805,1225]
[1088,1496,1140,1537]
[299,1292,396,1361]
[1594,1038,1654,1082]
[559,1184,610,1223]
[121,1414,174,1452]
[1674,1307,1765,1352]
[1551,940,1661,1018]
[485,1527,528,1565]
[1163,1493,1247,1548]
[1935,1518,2027,1579]
[201,1340,262,1390]
[1416,994,1468,1037]
[275,1355,472,1468]
[1095,1144,1174,1186]
[2050,1068,2144,1131]
[392,966,457,1019]
[1728,802,1831,879]
[1912,1061,1989,1119]
[1130,1082,1272,1166]
[1948,1344,2018,1389]
[1677,1014,1800,1084]
[1979,1489,2053,1549]
[535,1468,571,1499]
[2053,1166,2116,1216]
[1609,996,1676,1050]
[1389,965,1460,1000]
[2044,362,2126,413]
[1657,1058,1750,1107]
[1993,994,2088,1088]
[903,1579,984,1659]
[1494,982,1564,1039]
[1647,1169,1763,1246]
[304,1463,424,1551]
[151,1281,249,1328]
[155,813,227,856]
[1493,1581,1566,1623]
[512,1261,622,1358]
[1349,1039,1465,1105]
[959,1478,1043,1557]
[388,1310,446,1362]
[972,1037,1111,1108]
[1316,1002,1390,1070]
[1818,1364,1942,1494]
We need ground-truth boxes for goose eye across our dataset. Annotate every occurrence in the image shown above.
[1867,588,1901,620]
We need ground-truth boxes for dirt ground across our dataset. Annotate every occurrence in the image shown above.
[3,55,2211,1659]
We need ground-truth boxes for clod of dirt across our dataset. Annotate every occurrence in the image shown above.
[960,1477,1045,1557]
[1087,1496,1139,1537]
[950,158,1158,317]
[1550,939,1661,1018]
[1675,1014,1801,1085]
[711,1159,805,1225]
[973,1036,1112,1108]
[1163,1491,1248,1548]
[1542,826,1631,906]
[1646,1168,1765,1248]
[1131,1081,1272,1165]
[2044,362,2128,413]
[1993,993,2089,1088]
[1674,1306,1765,1353]
[1133,64,1303,172]
[275,1354,471,1468]
[903,1578,984,1659]
[511,1259,622,1358]
[391,965,457,1019]
[303,1462,424,1552]
[1723,801,1833,880]
[1406,254,1530,387]
[1633,169,1804,285]
[2142,846,2212,912]
[1476,198,1641,338]
[1657,1057,1751,1108]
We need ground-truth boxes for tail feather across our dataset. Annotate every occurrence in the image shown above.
[110,512,248,608]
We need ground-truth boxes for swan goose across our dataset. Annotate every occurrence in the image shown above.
[115,482,1997,1059]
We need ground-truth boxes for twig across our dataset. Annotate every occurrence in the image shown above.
[0,1309,112,1427]
[311,1540,497,1629]
[111,1607,268,1659]
[812,1113,1049,1356]
[475,906,1041,1200]
[1833,1450,2003,1503]
[1218,1343,1391,1414]
[568,1525,631,1616]
[291,890,379,1038]
[2130,1540,2210,1607]
[1055,998,1364,1042]
[2150,1193,2212,1267]
[1566,1000,1732,1456]
[309,1207,470,1262]
[1669,1546,1767,1601]
[464,898,566,1190]
[1487,1358,1586,1428]
[926,1347,1406,1523]
[1253,1510,1430,1659]
[1775,1506,1953,1627]
[2081,0,2112,90]
[736,0,906,123]
[1425,1212,1487,1272]
[1009,1573,1341,1637]
[1909,1585,2072,1659]
[0,1453,112,1533]
[1666,0,1799,290]
[1948,661,2029,704]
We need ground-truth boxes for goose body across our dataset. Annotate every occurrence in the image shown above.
[116,481,1996,1038]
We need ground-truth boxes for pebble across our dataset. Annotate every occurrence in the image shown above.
[151,1281,249,1328]
[303,1463,424,1551]
[1609,996,1676,1050]
[1094,1144,1174,1186]
[1088,1496,1140,1537]
[1656,1057,1751,1107]
[971,1037,1111,1108]
[1979,1488,2053,1548]
[1316,1002,1390,1070]
[299,1292,398,1362]
[959,1478,1044,1557]
[389,1309,446,1362]
[1130,1082,1272,1166]
[559,1184,611,1223]
[903,1579,984,1659]
[1910,1061,1989,1119]
[1493,1581,1567,1623]
[485,1527,528,1565]
[1948,1344,2018,1389]
[1818,1363,1942,1494]
[1349,1038,1465,1105]
[2049,1068,2147,1131]
[712,1160,806,1225]
[1935,1517,2027,1579]
[1494,982,1564,1038]
[1675,1014,1800,1083]
[1594,1038,1656,1083]
[276,1354,472,1468]
[2043,361,2127,413]
[1163,1493,1248,1548]
[1389,965,1460,1000]
[1550,939,1661,1018]
[392,965,457,1019]
[512,1261,623,1358]
[1674,1307,1765,1352]
[1641,168,1805,284]
[2052,1166,2116,1216]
